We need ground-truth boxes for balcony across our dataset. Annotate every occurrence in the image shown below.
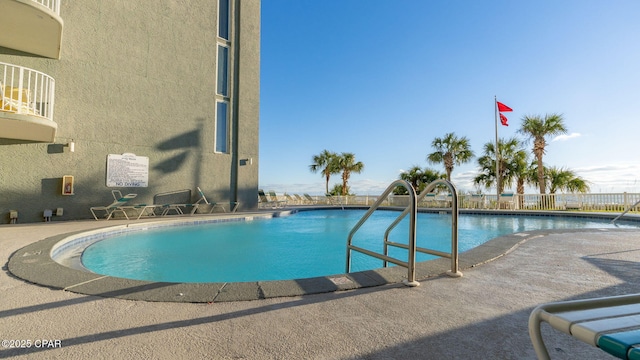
[0,0,63,59]
[0,62,57,142]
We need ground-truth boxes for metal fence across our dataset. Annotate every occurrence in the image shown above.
[274,192,640,213]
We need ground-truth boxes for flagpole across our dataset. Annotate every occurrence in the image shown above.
[494,96,500,209]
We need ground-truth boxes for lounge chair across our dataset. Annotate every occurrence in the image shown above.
[438,194,453,208]
[193,186,237,213]
[498,193,516,209]
[468,194,485,209]
[259,189,282,208]
[303,193,317,205]
[258,190,269,208]
[529,293,640,360]
[269,190,286,207]
[421,193,438,207]
[284,193,297,205]
[325,194,342,206]
[158,187,230,215]
[120,203,160,220]
[565,199,583,210]
[90,190,138,220]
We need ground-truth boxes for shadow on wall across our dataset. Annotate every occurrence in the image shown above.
[153,128,200,174]
[47,144,65,154]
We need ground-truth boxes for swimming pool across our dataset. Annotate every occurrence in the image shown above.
[80,209,638,283]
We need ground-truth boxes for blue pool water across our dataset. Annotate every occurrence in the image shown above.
[81,209,637,283]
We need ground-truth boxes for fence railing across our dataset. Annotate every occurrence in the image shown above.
[277,193,640,213]
[0,62,55,121]
[32,0,61,15]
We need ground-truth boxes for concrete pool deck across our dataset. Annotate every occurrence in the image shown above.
[1,211,640,358]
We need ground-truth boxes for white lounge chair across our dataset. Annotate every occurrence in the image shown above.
[259,189,283,208]
[90,190,137,220]
[529,293,640,360]
[118,202,160,220]
[269,190,286,208]
[158,187,228,215]
[194,187,237,213]
[284,193,297,205]
[565,200,583,210]
[468,194,485,209]
[498,193,516,209]
[294,194,305,205]
[303,193,317,205]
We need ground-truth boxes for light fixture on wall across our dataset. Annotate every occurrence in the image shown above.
[65,140,75,153]
[239,158,252,166]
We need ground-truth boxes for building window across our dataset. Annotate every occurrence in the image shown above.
[215,101,229,153]
[218,0,230,40]
[217,45,229,96]
[216,0,230,154]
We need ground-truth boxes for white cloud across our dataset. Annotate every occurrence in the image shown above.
[262,162,640,196]
[552,132,581,142]
[572,163,640,193]
[260,178,392,196]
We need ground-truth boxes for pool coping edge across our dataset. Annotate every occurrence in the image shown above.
[7,209,640,303]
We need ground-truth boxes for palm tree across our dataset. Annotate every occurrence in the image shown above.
[474,137,528,194]
[328,184,350,196]
[512,156,535,198]
[518,114,568,194]
[396,166,444,195]
[544,166,590,194]
[336,152,364,196]
[309,150,340,194]
[427,132,474,181]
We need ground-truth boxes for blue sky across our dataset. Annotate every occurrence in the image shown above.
[259,0,640,195]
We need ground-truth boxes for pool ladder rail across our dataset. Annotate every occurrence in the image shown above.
[611,198,640,224]
[346,179,462,287]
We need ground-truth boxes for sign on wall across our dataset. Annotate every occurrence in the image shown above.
[106,153,149,187]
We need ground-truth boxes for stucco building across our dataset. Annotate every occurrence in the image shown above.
[0,0,260,223]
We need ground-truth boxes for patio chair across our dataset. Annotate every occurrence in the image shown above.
[498,193,516,209]
[284,193,297,205]
[159,187,231,215]
[468,194,485,209]
[529,293,640,360]
[194,186,237,213]
[325,194,343,206]
[90,190,138,220]
[565,200,583,210]
[303,193,317,205]
[119,203,160,220]
[0,81,39,115]
[258,189,276,209]
[269,190,287,208]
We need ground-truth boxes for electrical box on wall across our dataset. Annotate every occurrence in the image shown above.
[62,175,74,195]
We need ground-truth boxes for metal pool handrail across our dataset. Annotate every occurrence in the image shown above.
[383,179,462,278]
[346,179,420,286]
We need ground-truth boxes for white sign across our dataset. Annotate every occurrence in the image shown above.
[106,153,149,187]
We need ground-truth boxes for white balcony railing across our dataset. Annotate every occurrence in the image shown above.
[32,0,61,15]
[1,62,55,121]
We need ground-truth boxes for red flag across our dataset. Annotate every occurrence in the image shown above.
[500,113,509,126]
[497,101,513,112]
